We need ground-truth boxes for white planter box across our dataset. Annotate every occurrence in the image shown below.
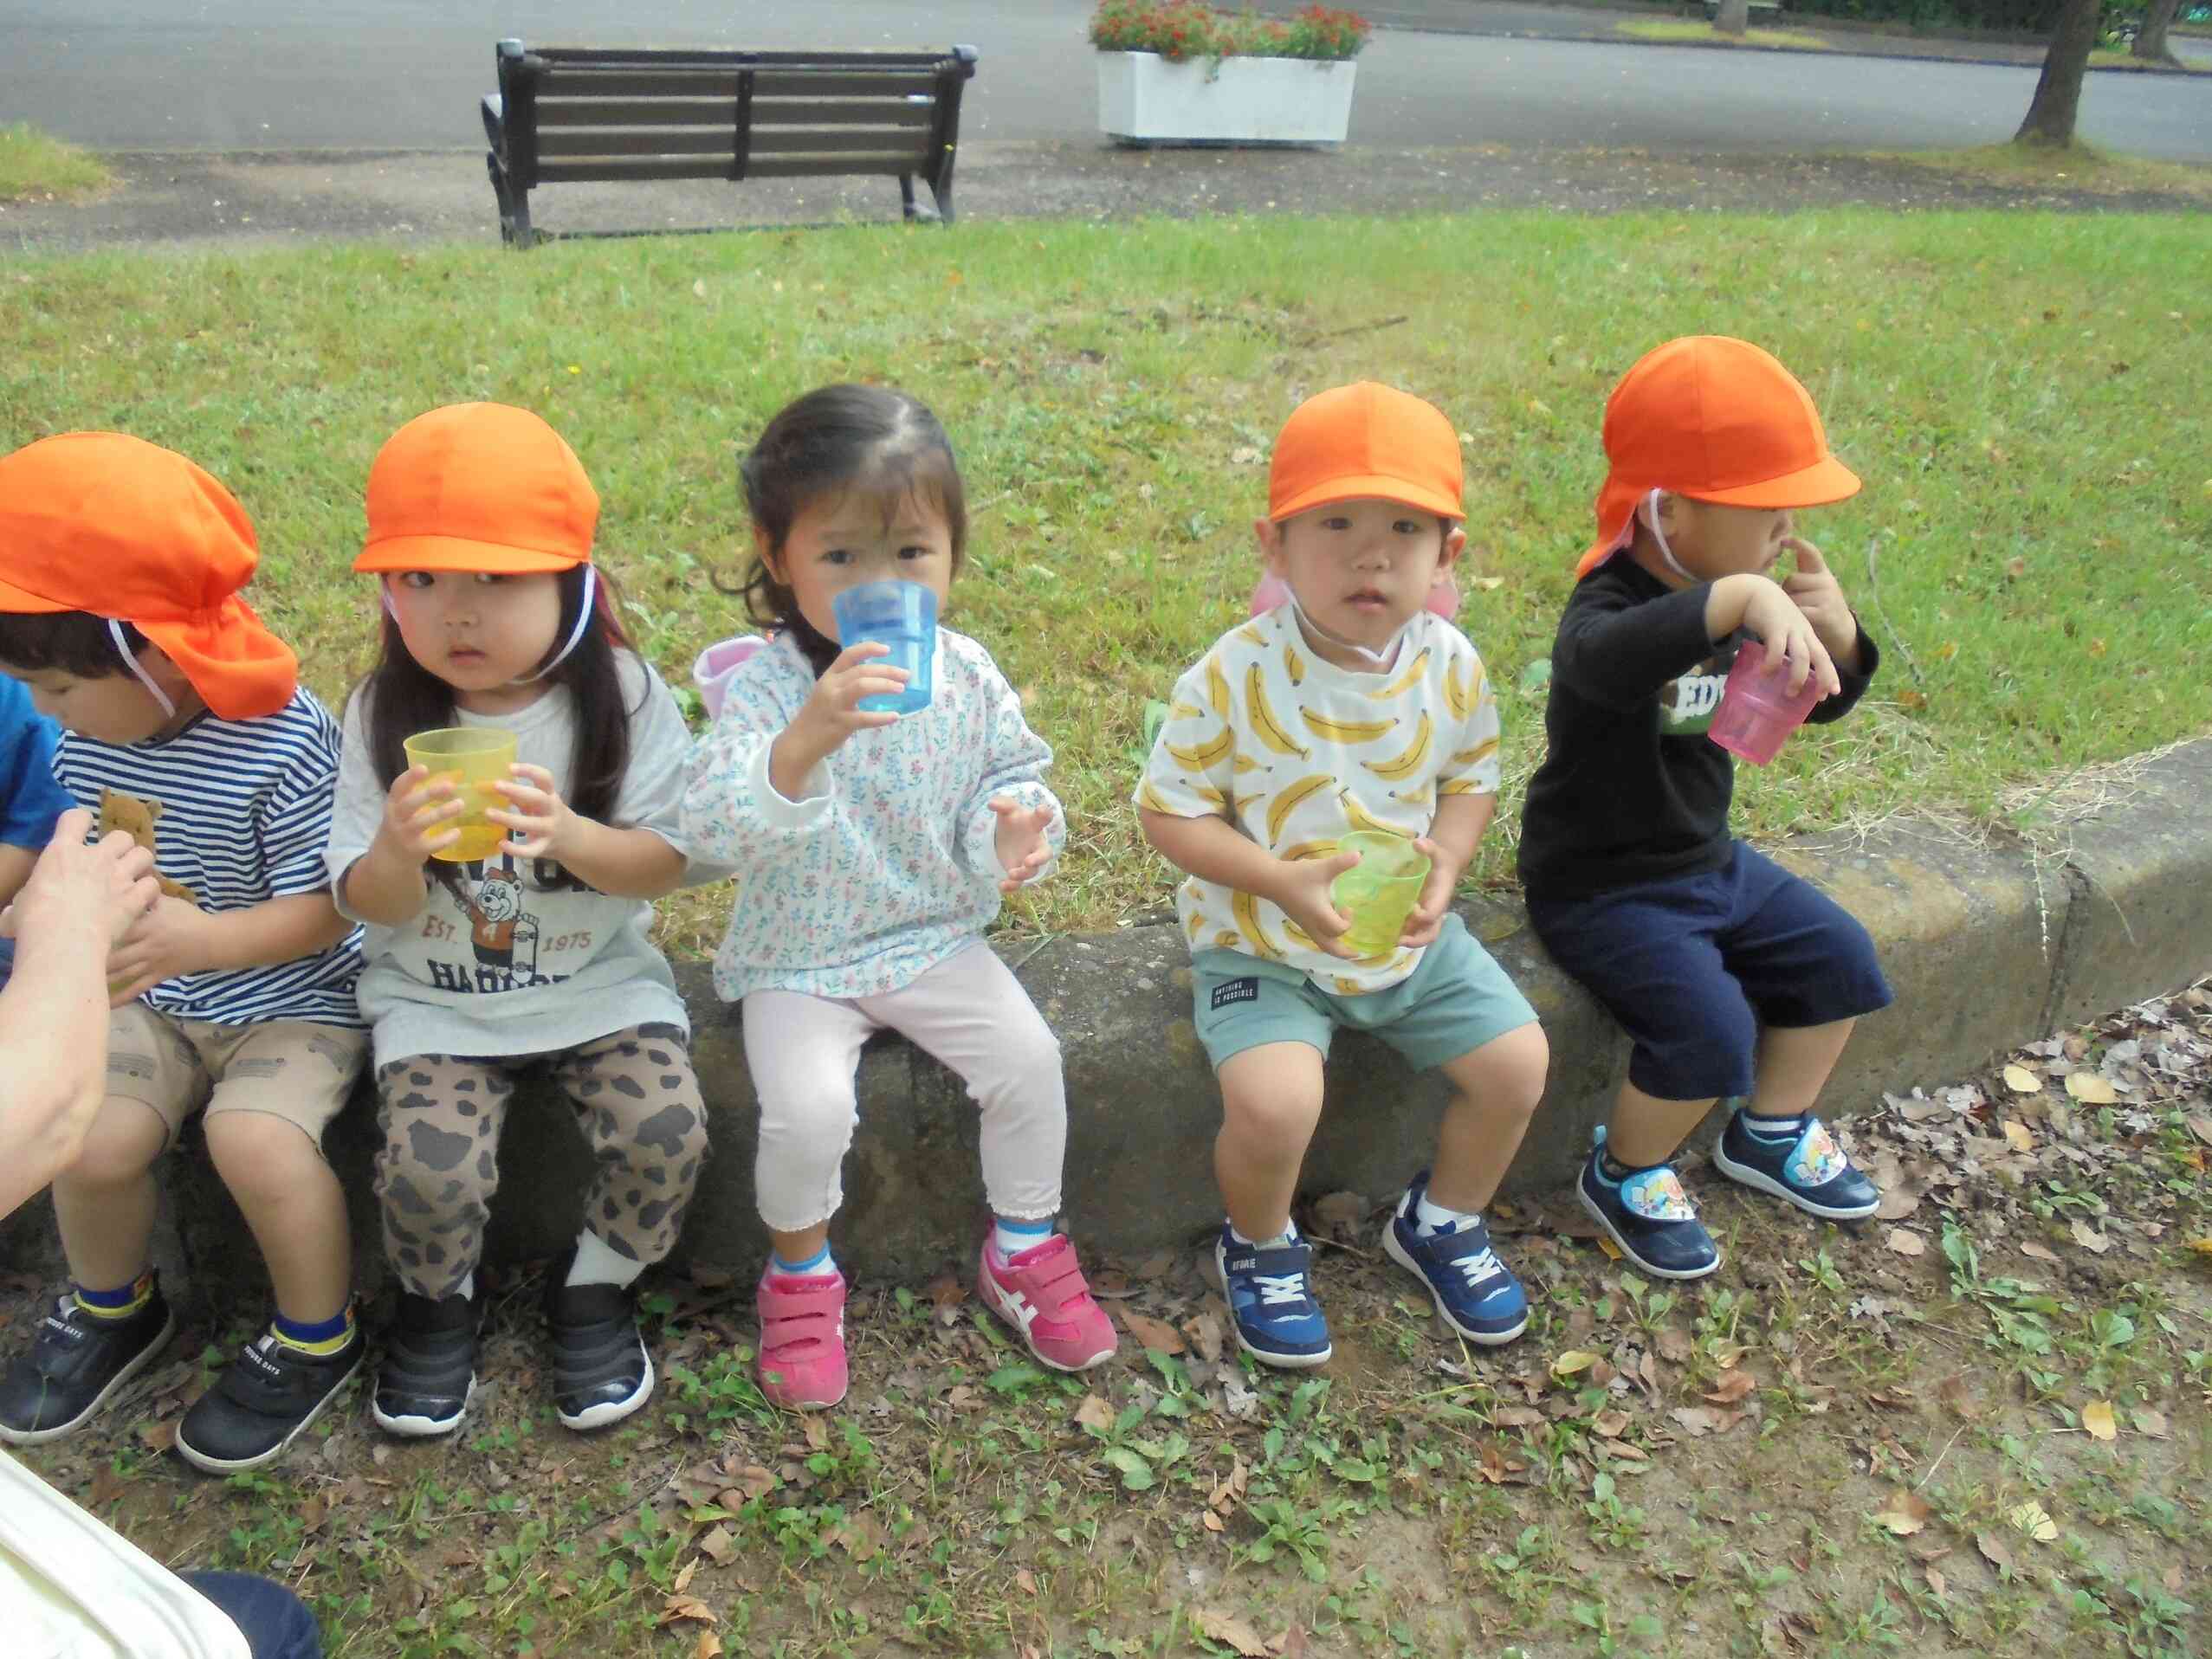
[1096,51,1356,145]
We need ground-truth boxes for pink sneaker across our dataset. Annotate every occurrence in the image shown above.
[754,1270,848,1410]
[978,1234,1118,1372]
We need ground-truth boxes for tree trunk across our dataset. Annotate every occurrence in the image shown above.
[2133,0,2183,62]
[2015,0,2102,146]
[1713,0,1750,35]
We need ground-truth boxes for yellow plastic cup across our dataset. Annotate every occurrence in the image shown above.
[403,727,519,863]
[1329,830,1432,958]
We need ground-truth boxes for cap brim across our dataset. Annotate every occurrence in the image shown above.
[1271,474,1462,523]
[0,572,75,614]
[355,535,584,576]
[1685,455,1862,512]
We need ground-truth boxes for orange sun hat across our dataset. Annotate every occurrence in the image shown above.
[356,403,598,575]
[1269,381,1464,522]
[1577,336,1861,578]
[0,432,299,720]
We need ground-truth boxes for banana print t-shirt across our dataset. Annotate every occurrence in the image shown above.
[1135,606,1502,995]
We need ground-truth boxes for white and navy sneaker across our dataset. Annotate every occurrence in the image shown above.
[1214,1223,1331,1368]
[1382,1172,1529,1346]
[1711,1109,1879,1220]
[1577,1126,1721,1280]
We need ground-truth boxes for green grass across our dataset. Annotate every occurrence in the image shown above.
[0,122,113,203]
[2089,46,2212,70]
[3,212,2209,947]
[1616,17,1835,48]
[1877,143,2212,203]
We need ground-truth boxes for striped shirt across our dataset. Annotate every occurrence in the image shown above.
[52,689,365,1028]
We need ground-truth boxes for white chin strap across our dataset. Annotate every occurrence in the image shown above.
[1639,488,1698,584]
[109,620,178,720]
[1284,584,1406,669]
[514,565,597,685]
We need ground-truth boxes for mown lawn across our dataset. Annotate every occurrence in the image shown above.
[3,211,2208,949]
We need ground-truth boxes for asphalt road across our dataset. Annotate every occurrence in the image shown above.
[3,0,2208,162]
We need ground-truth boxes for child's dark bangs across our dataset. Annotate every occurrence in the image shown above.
[0,610,142,677]
[844,445,967,557]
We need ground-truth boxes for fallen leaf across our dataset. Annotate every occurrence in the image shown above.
[1937,1373,1985,1420]
[297,1494,328,1534]
[1874,1489,1933,1536]
[1976,1529,2016,1576]
[695,1524,734,1565]
[1121,1312,1185,1355]
[1207,1458,1248,1513]
[1015,1568,1038,1597]
[802,1417,831,1452]
[2082,1400,2117,1442]
[1549,1350,1599,1379]
[1590,1410,1629,1438]
[1598,1437,1650,1462]
[1875,1185,1923,1221]
[1492,1404,1546,1429]
[659,1595,718,1627]
[927,1273,967,1325]
[1656,1327,1693,1365]
[2065,1071,2117,1105]
[695,1634,724,1659]
[1925,1565,1948,1598]
[1074,1394,1116,1434]
[2189,1237,2212,1258]
[137,1421,177,1455]
[674,1558,698,1595]
[947,1385,983,1411]
[2134,1408,2170,1439]
[2009,1501,2059,1542]
[2070,1219,2111,1255]
[2186,1115,2212,1147]
[1181,1310,1226,1364]
[1310,1191,1368,1235]
[1885,1228,1926,1258]
[1201,1509,1224,1532]
[1193,1608,1271,1656]
[2002,1064,2043,1094]
[1670,1404,1723,1437]
[1478,1443,1529,1484]
[1704,1369,1756,1405]
[2020,1241,2060,1264]
[2000,1120,2034,1152]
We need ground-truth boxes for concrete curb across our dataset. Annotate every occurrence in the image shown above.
[6,739,2209,1305]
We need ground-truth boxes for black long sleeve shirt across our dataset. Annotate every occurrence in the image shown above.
[1517,558,1879,901]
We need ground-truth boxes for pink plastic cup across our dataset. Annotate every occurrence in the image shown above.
[1707,638,1827,765]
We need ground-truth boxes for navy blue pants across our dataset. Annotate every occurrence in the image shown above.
[182,1572,323,1659]
[1526,842,1892,1101]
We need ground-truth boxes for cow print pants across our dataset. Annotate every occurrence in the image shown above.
[373,1023,709,1300]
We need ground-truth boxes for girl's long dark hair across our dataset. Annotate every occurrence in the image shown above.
[719,384,968,675]
[355,565,638,890]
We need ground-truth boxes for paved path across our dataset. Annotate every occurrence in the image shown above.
[4,0,2209,162]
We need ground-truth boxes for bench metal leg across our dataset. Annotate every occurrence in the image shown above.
[899,173,937,224]
[486,151,534,249]
[930,148,958,227]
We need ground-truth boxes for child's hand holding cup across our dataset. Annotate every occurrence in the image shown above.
[400,727,521,862]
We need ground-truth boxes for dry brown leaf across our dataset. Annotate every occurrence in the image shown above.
[1600,1438,1650,1462]
[137,1421,177,1455]
[1975,1529,2016,1576]
[1492,1404,1546,1429]
[1015,1568,1038,1597]
[297,1494,328,1534]
[2002,1064,2043,1094]
[1925,1565,1948,1598]
[1936,1373,1985,1421]
[659,1595,718,1627]
[674,1558,698,1595]
[1193,1608,1271,1656]
[1875,1185,1923,1221]
[2065,1070,2117,1105]
[1873,1489,1933,1536]
[2070,1219,2111,1255]
[694,1633,724,1659]
[1181,1310,1226,1364]
[1478,1443,1530,1484]
[1549,1349,1599,1378]
[2001,1120,2035,1153]
[1704,1369,1756,1405]
[1122,1312,1186,1355]
[1670,1404,1723,1437]
[926,1273,967,1323]
[1310,1191,1368,1235]
[1656,1327,1694,1365]
[1201,1509,1224,1533]
[2082,1400,2117,1442]
[2186,1115,2212,1148]
[1207,1458,1248,1513]
[2135,1408,2170,1439]
[1591,1410,1629,1438]
[695,1524,734,1565]
[2189,1236,2212,1258]
[802,1417,831,1451]
[2020,1241,2060,1264]
[1073,1393,1116,1434]
[1885,1228,1926,1257]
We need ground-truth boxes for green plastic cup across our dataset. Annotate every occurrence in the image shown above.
[404,726,519,863]
[1330,830,1432,958]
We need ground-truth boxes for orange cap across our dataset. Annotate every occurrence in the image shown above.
[1577,336,1860,578]
[0,433,299,720]
[1269,382,1463,522]
[357,403,598,575]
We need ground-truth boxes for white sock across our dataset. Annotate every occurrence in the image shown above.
[1414,1191,1480,1237]
[1230,1219,1297,1250]
[993,1217,1055,1264]
[454,1272,476,1302]
[769,1243,838,1281]
[566,1229,645,1290]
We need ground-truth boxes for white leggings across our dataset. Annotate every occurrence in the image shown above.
[742,943,1066,1232]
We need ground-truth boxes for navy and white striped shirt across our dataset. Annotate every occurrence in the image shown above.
[53,689,365,1028]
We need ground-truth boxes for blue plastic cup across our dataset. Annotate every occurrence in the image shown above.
[831,579,937,715]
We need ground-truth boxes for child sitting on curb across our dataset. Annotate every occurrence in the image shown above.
[1137,382,1549,1368]
[1519,335,1893,1281]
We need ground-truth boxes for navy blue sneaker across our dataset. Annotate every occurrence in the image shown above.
[1381,1172,1528,1346]
[1214,1223,1330,1368]
[1711,1110,1879,1220]
[1576,1128,1720,1280]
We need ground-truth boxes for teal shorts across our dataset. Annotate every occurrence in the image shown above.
[1188,912,1539,1074]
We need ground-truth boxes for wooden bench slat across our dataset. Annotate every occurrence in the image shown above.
[539,68,941,100]
[535,47,954,68]
[540,126,932,160]
[534,152,921,184]
[534,97,933,129]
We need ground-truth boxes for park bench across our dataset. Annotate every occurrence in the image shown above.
[481,38,980,248]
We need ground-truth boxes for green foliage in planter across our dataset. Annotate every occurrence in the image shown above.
[1089,2,1373,63]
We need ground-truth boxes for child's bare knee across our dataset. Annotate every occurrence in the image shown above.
[60,1102,164,1189]
[204,1112,316,1204]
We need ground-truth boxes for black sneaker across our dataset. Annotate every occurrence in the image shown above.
[0,1285,176,1446]
[177,1324,365,1473]
[545,1277,654,1431]
[372,1290,481,1438]
[1711,1109,1880,1220]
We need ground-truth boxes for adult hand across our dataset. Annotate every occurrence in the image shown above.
[106,895,217,1005]
[0,810,159,946]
